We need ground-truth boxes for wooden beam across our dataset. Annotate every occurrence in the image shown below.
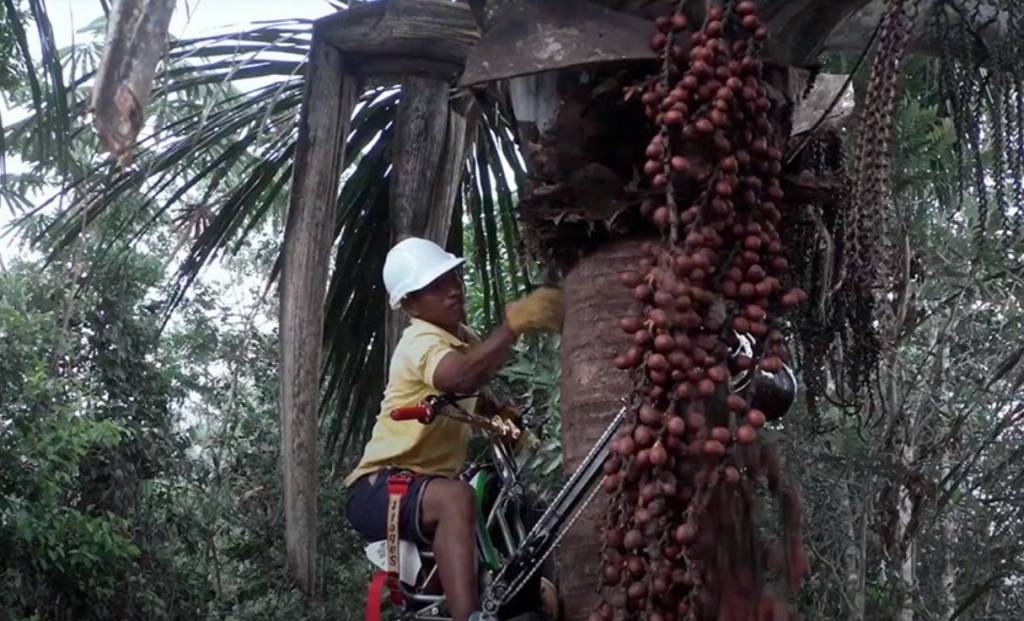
[460,0,657,87]
[278,1,485,597]
[278,28,358,597]
[461,0,863,87]
[349,56,463,81]
[463,0,864,88]
[317,0,479,69]
[760,0,873,66]
[386,76,477,353]
[463,0,1014,88]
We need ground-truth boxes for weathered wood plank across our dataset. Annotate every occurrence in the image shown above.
[760,0,873,66]
[350,56,463,81]
[279,30,358,597]
[391,77,459,241]
[460,0,657,87]
[385,76,478,353]
[607,0,1014,66]
[462,0,848,86]
[465,0,1014,86]
[318,0,479,66]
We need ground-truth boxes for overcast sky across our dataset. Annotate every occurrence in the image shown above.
[54,0,335,46]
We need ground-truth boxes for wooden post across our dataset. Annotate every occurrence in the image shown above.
[278,29,358,597]
[278,0,479,596]
[315,0,480,353]
[386,77,476,352]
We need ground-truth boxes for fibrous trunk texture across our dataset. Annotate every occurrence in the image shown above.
[559,238,652,621]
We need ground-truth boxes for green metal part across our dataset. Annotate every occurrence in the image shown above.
[472,470,502,571]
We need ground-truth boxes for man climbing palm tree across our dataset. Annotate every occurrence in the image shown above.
[344,237,564,621]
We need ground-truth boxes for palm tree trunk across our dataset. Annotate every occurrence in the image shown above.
[558,238,650,621]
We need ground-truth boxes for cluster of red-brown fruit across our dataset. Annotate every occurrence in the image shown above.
[595,2,808,620]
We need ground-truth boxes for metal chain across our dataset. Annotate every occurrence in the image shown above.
[497,470,608,605]
[485,404,630,608]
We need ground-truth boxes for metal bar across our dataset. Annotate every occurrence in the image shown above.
[496,510,516,557]
[482,403,630,610]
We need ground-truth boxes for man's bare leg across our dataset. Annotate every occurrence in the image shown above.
[421,478,479,621]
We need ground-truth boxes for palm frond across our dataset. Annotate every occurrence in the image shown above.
[5,12,529,464]
[1,0,70,168]
[319,142,392,459]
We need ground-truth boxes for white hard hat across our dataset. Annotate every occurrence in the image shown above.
[383,237,465,309]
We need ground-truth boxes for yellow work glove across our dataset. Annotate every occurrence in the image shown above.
[504,287,565,335]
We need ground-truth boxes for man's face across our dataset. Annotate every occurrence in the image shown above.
[404,268,466,330]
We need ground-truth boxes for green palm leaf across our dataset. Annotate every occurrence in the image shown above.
[1,0,69,168]
[3,12,529,461]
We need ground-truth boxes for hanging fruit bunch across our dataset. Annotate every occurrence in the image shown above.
[596,2,809,619]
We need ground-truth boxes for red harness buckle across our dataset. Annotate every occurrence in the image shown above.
[387,474,412,495]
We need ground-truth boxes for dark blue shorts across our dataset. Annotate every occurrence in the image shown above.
[345,469,441,546]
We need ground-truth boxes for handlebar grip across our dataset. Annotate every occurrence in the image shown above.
[391,404,433,423]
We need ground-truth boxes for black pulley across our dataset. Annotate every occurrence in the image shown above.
[726,332,798,422]
[746,364,796,422]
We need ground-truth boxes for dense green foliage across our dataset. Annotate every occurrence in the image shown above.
[0,239,377,619]
[1,247,206,617]
[778,57,1024,619]
[0,224,557,620]
[1,2,1023,620]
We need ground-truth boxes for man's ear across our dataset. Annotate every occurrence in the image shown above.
[401,297,420,318]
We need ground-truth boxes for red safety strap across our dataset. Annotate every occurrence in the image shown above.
[366,572,388,621]
[367,473,412,621]
[385,475,411,602]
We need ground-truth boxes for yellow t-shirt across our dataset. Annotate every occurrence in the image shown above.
[343,318,479,486]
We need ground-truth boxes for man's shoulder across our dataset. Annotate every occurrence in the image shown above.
[391,321,457,371]
[403,318,472,346]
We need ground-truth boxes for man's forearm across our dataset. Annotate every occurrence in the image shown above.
[458,323,517,390]
[435,323,517,394]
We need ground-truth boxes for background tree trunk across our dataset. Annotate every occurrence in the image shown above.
[559,238,650,621]
[896,436,918,621]
[840,477,867,621]
[940,453,957,621]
